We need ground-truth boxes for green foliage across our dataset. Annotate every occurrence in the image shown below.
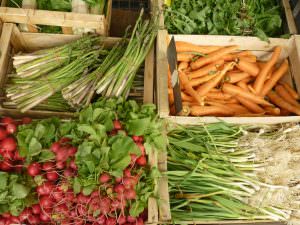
[164,0,285,41]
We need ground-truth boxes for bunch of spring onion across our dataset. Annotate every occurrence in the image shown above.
[167,123,300,223]
[61,40,126,107]
[95,9,158,98]
[6,36,107,112]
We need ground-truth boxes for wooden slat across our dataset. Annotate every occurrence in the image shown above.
[0,23,13,98]
[105,0,112,36]
[282,0,298,34]
[0,0,6,7]
[144,46,155,104]
[10,24,26,52]
[161,221,284,225]
[0,7,107,35]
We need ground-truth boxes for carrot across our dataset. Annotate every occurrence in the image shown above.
[267,91,300,115]
[181,92,194,102]
[235,95,265,113]
[197,62,235,96]
[178,62,189,71]
[182,101,200,106]
[257,61,267,70]
[170,105,175,115]
[222,83,272,106]
[239,55,257,63]
[226,103,250,114]
[168,67,172,88]
[275,84,300,107]
[264,106,281,116]
[187,59,224,79]
[235,113,266,117]
[206,91,232,100]
[253,46,282,93]
[279,81,299,100]
[179,72,204,105]
[247,84,258,95]
[190,74,218,87]
[237,81,249,91]
[223,51,255,61]
[236,59,260,76]
[190,105,233,116]
[226,72,250,83]
[206,101,235,114]
[176,41,221,54]
[177,53,194,62]
[280,108,291,116]
[191,45,239,70]
[168,89,174,105]
[260,59,289,96]
[206,98,238,104]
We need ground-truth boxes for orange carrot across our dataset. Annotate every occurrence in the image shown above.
[237,81,249,91]
[275,84,300,107]
[182,101,200,106]
[187,59,224,79]
[239,55,257,63]
[206,91,232,100]
[253,46,282,93]
[181,92,194,102]
[247,84,258,95]
[206,101,235,114]
[177,53,194,62]
[197,62,235,96]
[236,59,260,76]
[190,74,218,87]
[178,62,189,71]
[223,51,255,61]
[264,106,281,116]
[235,95,265,113]
[279,81,299,100]
[267,91,300,115]
[176,41,221,54]
[190,105,233,116]
[257,61,267,70]
[179,72,204,105]
[260,59,289,96]
[205,98,238,104]
[226,72,250,83]
[226,103,250,114]
[235,113,266,117]
[168,67,172,88]
[168,89,174,105]
[222,83,272,106]
[191,45,239,70]
[280,108,291,116]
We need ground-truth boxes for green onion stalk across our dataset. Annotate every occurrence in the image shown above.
[12,36,100,79]
[61,40,126,108]
[6,49,104,113]
[166,123,299,223]
[95,9,158,98]
[3,92,73,112]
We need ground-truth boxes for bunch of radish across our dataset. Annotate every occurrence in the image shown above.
[0,117,31,172]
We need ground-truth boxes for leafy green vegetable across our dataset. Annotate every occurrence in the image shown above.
[164,0,285,40]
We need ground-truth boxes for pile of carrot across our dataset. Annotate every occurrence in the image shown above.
[168,41,300,117]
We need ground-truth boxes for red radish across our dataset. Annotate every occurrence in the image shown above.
[99,172,111,183]
[115,177,122,183]
[97,215,106,224]
[113,120,122,130]
[52,190,64,201]
[50,142,60,153]
[27,215,40,224]
[77,204,87,216]
[132,135,140,142]
[123,168,131,178]
[39,196,54,209]
[55,204,68,215]
[14,151,24,161]
[124,189,136,200]
[123,177,136,189]
[63,168,74,177]
[137,143,145,155]
[27,162,41,176]
[70,209,77,217]
[59,137,71,144]
[2,213,10,219]
[136,156,147,166]
[136,218,144,225]
[106,217,117,225]
[67,146,77,156]
[0,160,12,171]
[117,215,127,224]
[139,136,144,143]
[19,208,31,221]
[1,117,14,125]
[1,137,17,152]
[74,220,84,225]
[42,162,55,171]
[77,193,90,204]
[70,160,77,170]
[99,198,111,214]
[64,190,75,202]
[9,216,20,224]
[127,216,136,223]
[39,212,50,222]
[55,147,69,162]
[91,190,99,198]
[114,184,125,193]
[6,123,17,134]
[21,117,32,124]
[37,182,55,196]
[56,161,66,169]
[46,171,59,181]
[1,150,14,160]
[130,154,138,163]
[31,204,41,214]
[0,128,7,141]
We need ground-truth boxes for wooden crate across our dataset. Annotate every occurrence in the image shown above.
[156,30,300,125]
[0,22,155,119]
[0,0,112,36]
[158,0,298,35]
